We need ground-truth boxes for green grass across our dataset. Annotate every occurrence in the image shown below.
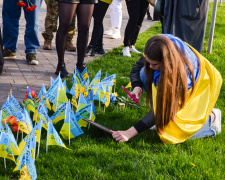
[1,3,225,179]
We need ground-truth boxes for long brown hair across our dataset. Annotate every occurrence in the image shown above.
[144,35,195,131]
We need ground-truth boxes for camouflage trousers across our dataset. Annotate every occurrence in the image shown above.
[42,0,76,42]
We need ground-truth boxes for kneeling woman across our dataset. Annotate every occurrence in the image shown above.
[112,34,222,144]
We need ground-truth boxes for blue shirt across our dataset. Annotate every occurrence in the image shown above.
[153,34,200,89]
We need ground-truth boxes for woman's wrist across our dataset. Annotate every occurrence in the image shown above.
[126,126,138,140]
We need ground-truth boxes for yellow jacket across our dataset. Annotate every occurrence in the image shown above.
[152,45,222,144]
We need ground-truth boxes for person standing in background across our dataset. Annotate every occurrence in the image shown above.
[146,5,152,20]
[161,0,209,54]
[42,0,77,51]
[103,0,122,39]
[86,0,112,57]
[55,0,97,78]
[2,0,43,65]
[122,0,149,57]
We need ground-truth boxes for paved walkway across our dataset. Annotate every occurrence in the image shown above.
[0,2,156,106]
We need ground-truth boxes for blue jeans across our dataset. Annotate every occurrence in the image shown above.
[2,0,43,54]
[139,67,215,138]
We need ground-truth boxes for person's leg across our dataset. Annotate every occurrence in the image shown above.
[103,2,115,35]
[56,1,77,77]
[23,0,43,65]
[190,115,216,139]
[130,0,149,46]
[87,1,109,56]
[2,0,21,58]
[123,0,140,57]
[76,3,94,72]
[110,0,122,39]
[42,0,58,50]
[109,1,115,28]
[66,13,77,51]
[146,5,152,20]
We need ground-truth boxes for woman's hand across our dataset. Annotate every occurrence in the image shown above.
[130,87,143,101]
[111,127,138,142]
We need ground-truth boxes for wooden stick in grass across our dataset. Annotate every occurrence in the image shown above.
[68,111,71,146]
[56,72,61,111]
[99,83,101,108]
[37,120,42,157]
[33,136,36,162]
[46,120,50,154]
[10,89,12,99]
[34,109,38,127]
[16,127,19,142]
[4,158,6,169]
[87,104,93,130]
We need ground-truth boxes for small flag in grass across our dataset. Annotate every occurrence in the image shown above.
[50,102,67,124]
[0,132,16,162]
[47,120,71,150]
[26,87,35,113]
[60,110,84,140]
[14,148,37,180]
[125,82,132,89]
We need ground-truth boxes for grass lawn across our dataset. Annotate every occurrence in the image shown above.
[1,2,225,180]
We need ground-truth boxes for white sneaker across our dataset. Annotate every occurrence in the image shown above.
[149,125,156,130]
[211,108,221,135]
[110,29,121,39]
[129,45,141,54]
[122,47,131,57]
[104,27,115,36]
[29,60,39,65]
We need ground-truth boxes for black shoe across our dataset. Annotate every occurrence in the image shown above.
[55,63,70,78]
[95,46,105,55]
[86,45,95,57]
[76,64,86,74]
[3,48,16,59]
[147,15,152,21]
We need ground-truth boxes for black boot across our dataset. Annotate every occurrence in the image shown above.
[55,63,70,78]
[86,45,95,57]
[147,14,152,20]
[76,64,86,74]
[95,46,105,55]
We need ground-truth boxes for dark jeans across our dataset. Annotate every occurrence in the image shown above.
[0,27,4,75]
[124,0,149,47]
[89,1,109,48]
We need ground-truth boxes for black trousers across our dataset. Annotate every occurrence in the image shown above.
[89,1,109,48]
[124,0,149,47]
[0,27,4,75]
